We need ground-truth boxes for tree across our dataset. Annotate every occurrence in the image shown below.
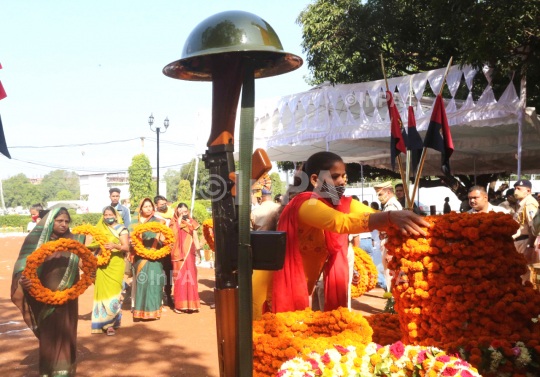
[177,180,192,203]
[270,172,283,199]
[164,169,182,202]
[2,174,43,208]
[298,0,540,110]
[56,190,75,201]
[128,154,153,206]
[180,158,210,200]
[39,170,80,202]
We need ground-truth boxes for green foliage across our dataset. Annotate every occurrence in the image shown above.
[298,0,540,109]
[180,158,210,200]
[0,215,32,228]
[276,161,301,171]
[40,170,80,202]
[177,180,192,203]
[69,213,102,227]
[2,174,43,208]
[163,169,182,202]
[269,172,283,199]
[56,190,75,200]
[128,154,153,207]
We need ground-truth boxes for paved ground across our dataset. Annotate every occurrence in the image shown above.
[0,236,385,376]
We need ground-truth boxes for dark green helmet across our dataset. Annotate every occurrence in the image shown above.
[163,10,302,81]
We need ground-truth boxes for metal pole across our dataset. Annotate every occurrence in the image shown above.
[157,130,160,195]
[361,163,364,201]
[190,156,199,217]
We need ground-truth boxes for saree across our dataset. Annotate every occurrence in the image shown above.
[90,210,126,333]
[170,213,201,312]
[11,208,85,377]
[128,198,166,320]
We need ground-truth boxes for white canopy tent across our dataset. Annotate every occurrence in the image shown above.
[246,65,540,176]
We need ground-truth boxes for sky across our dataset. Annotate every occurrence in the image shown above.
[0,0,313,179]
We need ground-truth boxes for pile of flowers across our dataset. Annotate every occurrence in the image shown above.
[366,313,402,346]
[253,307,372,376]
[386,212,540,347]
[277,341,482,377]
[0,225,24,233]
[351,246,378,298]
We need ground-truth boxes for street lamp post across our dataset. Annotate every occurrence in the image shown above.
[148,113,169,195]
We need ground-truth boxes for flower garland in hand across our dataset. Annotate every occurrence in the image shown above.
[72,225,110,266]
[351,246,378,298]
[253,307,372,377]
[131,222,175,260]
[23,239,97,305]
[202,219,214,252]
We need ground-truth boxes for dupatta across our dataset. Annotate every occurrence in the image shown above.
[272,192,351,313]
[169,211,199,261]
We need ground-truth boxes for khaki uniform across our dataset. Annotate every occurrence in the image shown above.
[381,196,402,292]
[250,201,281,231]
[513,195,539,282]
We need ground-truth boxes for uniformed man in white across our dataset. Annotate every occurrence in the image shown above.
[374,181,402,292]
[512,179,539,283]
[467,186,509,214]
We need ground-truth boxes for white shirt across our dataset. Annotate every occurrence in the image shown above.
[468,203,509,214]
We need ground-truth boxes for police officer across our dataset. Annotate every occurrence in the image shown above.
[512,179,539,283]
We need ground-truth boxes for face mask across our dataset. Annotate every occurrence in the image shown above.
[514,190,528,200]
[104,218,115,225]
[182,215,189,221]
[31,215,39,222]
[159,205,168,212]
[319,181,346,203]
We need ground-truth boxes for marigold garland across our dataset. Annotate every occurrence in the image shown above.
[351,246,378,298]
[202,219,215,251]
[22,239,97,305]
[72,225,110,266]
[253,307,372,377]
[130,222,175,260]
[277,341,482,377]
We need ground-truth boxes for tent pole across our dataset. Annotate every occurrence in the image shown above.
[474,158,477,185]
[361,163,364,201]
[190,155,199,217]
[326,141,329,152]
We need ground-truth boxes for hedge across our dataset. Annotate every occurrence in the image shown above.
[0,213,102,230]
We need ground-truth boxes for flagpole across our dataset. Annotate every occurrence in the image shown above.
[405,75,413,206]
[410,57,453,207]
[380,54,412,209]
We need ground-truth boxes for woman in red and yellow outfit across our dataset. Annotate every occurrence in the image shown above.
[253,152,428,318]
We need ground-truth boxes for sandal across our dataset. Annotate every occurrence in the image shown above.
[106,328,116,336]
[173,309,184,314]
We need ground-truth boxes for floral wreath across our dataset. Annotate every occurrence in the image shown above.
[72,225,110,267]
[351,246,378,298]
[23,239,97,305]
[202,219,215,251]
[130,222,175,260]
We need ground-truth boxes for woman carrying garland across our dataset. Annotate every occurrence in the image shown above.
[128,198,166,321]
[169,203,202,313]
[11,207,88,377]
[90,206,129,335]
[265,152,429,317]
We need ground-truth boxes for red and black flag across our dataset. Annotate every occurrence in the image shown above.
[406,105,424,173]
[424,94,453,175]
[386,91,407,170]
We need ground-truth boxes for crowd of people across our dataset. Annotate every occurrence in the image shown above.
[9,150,540,376]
